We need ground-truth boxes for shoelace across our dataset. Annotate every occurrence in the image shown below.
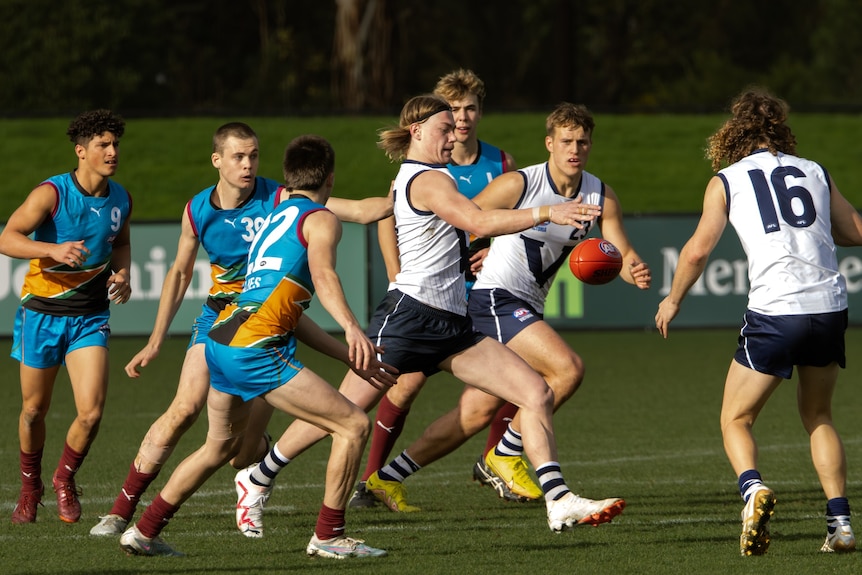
[56,482,82,500]
[18,490,44,509]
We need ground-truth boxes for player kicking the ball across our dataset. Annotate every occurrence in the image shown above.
[234,97,638,538]
[364,102,650,519]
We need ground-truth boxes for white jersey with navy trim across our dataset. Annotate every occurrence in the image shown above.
[719,149,846,315]
[473,163,605,313]
[390,160,469,315]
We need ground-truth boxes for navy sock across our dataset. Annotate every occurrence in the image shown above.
[738,469,762,500]
[826,497,851,518]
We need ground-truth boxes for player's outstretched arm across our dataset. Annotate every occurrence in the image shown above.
[125,209,201,377]
[294,315,398,390]
[325,189,393,225]
[416,170,600,239]
[304,209,378,370]
[597,185,651,290]
[655,177,727,338]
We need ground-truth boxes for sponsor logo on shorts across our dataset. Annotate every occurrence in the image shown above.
[513,308,533,322]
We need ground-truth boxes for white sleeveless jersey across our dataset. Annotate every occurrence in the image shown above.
[720,150,846,315]
[391,160,469,315]
[473,163,605,313]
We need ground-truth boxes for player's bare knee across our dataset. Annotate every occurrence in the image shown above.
[387,373,426,409]
[167,400,203,430]
[344,409,371,443]
[549,372,582,408]
[223,437,243,461]
[518,382,555,414]
[75,407,103,433]
[799,410,833,434]
[20,404,48,426]
[462,402,499,429]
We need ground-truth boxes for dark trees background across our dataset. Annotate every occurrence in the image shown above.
[1,0,861,116]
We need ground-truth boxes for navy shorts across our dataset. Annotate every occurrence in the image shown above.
[468,288,542,345]
[734,309,847,379]
[366,290,485,376]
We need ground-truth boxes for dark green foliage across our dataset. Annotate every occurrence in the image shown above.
[2,1,862,114]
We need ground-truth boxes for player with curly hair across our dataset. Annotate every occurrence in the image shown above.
[656,87,862,555]
[0,109,133,525]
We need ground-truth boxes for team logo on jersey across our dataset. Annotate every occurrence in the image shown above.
[513,308,533,322]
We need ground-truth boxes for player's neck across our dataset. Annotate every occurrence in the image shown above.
[213,179,255,209]
[289,190,318,203]
[551,168,583,198]
[449,139,479,166]
[72,168,109,197]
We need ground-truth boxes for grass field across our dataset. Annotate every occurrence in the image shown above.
[4,113,862,220]
[1,330,861,574]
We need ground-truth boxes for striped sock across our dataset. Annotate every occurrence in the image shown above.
[377,451,421,483]
[493,424,524,457]
[484,403,519,457]
[738,469,763,502]
[250,444,290,487]
[536,462,571,502]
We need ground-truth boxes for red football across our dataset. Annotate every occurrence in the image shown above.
[569,238,623,285]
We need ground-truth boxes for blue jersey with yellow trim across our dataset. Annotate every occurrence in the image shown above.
[186,176,282,310]
[446,140,508,199]
[21,171,132,315]
[208,195,326,348]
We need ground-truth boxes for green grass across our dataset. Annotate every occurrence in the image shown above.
[3,113,862,220]
[2,330,861,574]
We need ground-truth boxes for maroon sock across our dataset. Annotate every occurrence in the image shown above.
[54,442,86,483]
[19,448,43,492]
[137,494,180,539]
[362,395,409,481]
[484,403,519,456]
[314,504,346,541]
[109,462,160,521]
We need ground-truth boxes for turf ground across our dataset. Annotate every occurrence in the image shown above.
[1,329,861,574]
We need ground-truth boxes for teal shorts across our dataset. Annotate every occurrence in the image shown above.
[188,303,219,348]
[205,338,304,402]
[11,307,111,368]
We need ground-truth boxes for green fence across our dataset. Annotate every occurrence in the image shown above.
[1,218,860,336]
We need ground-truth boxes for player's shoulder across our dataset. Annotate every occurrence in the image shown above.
[256,176,284,196]
[190,183,217,204]
[477,139,503,156]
